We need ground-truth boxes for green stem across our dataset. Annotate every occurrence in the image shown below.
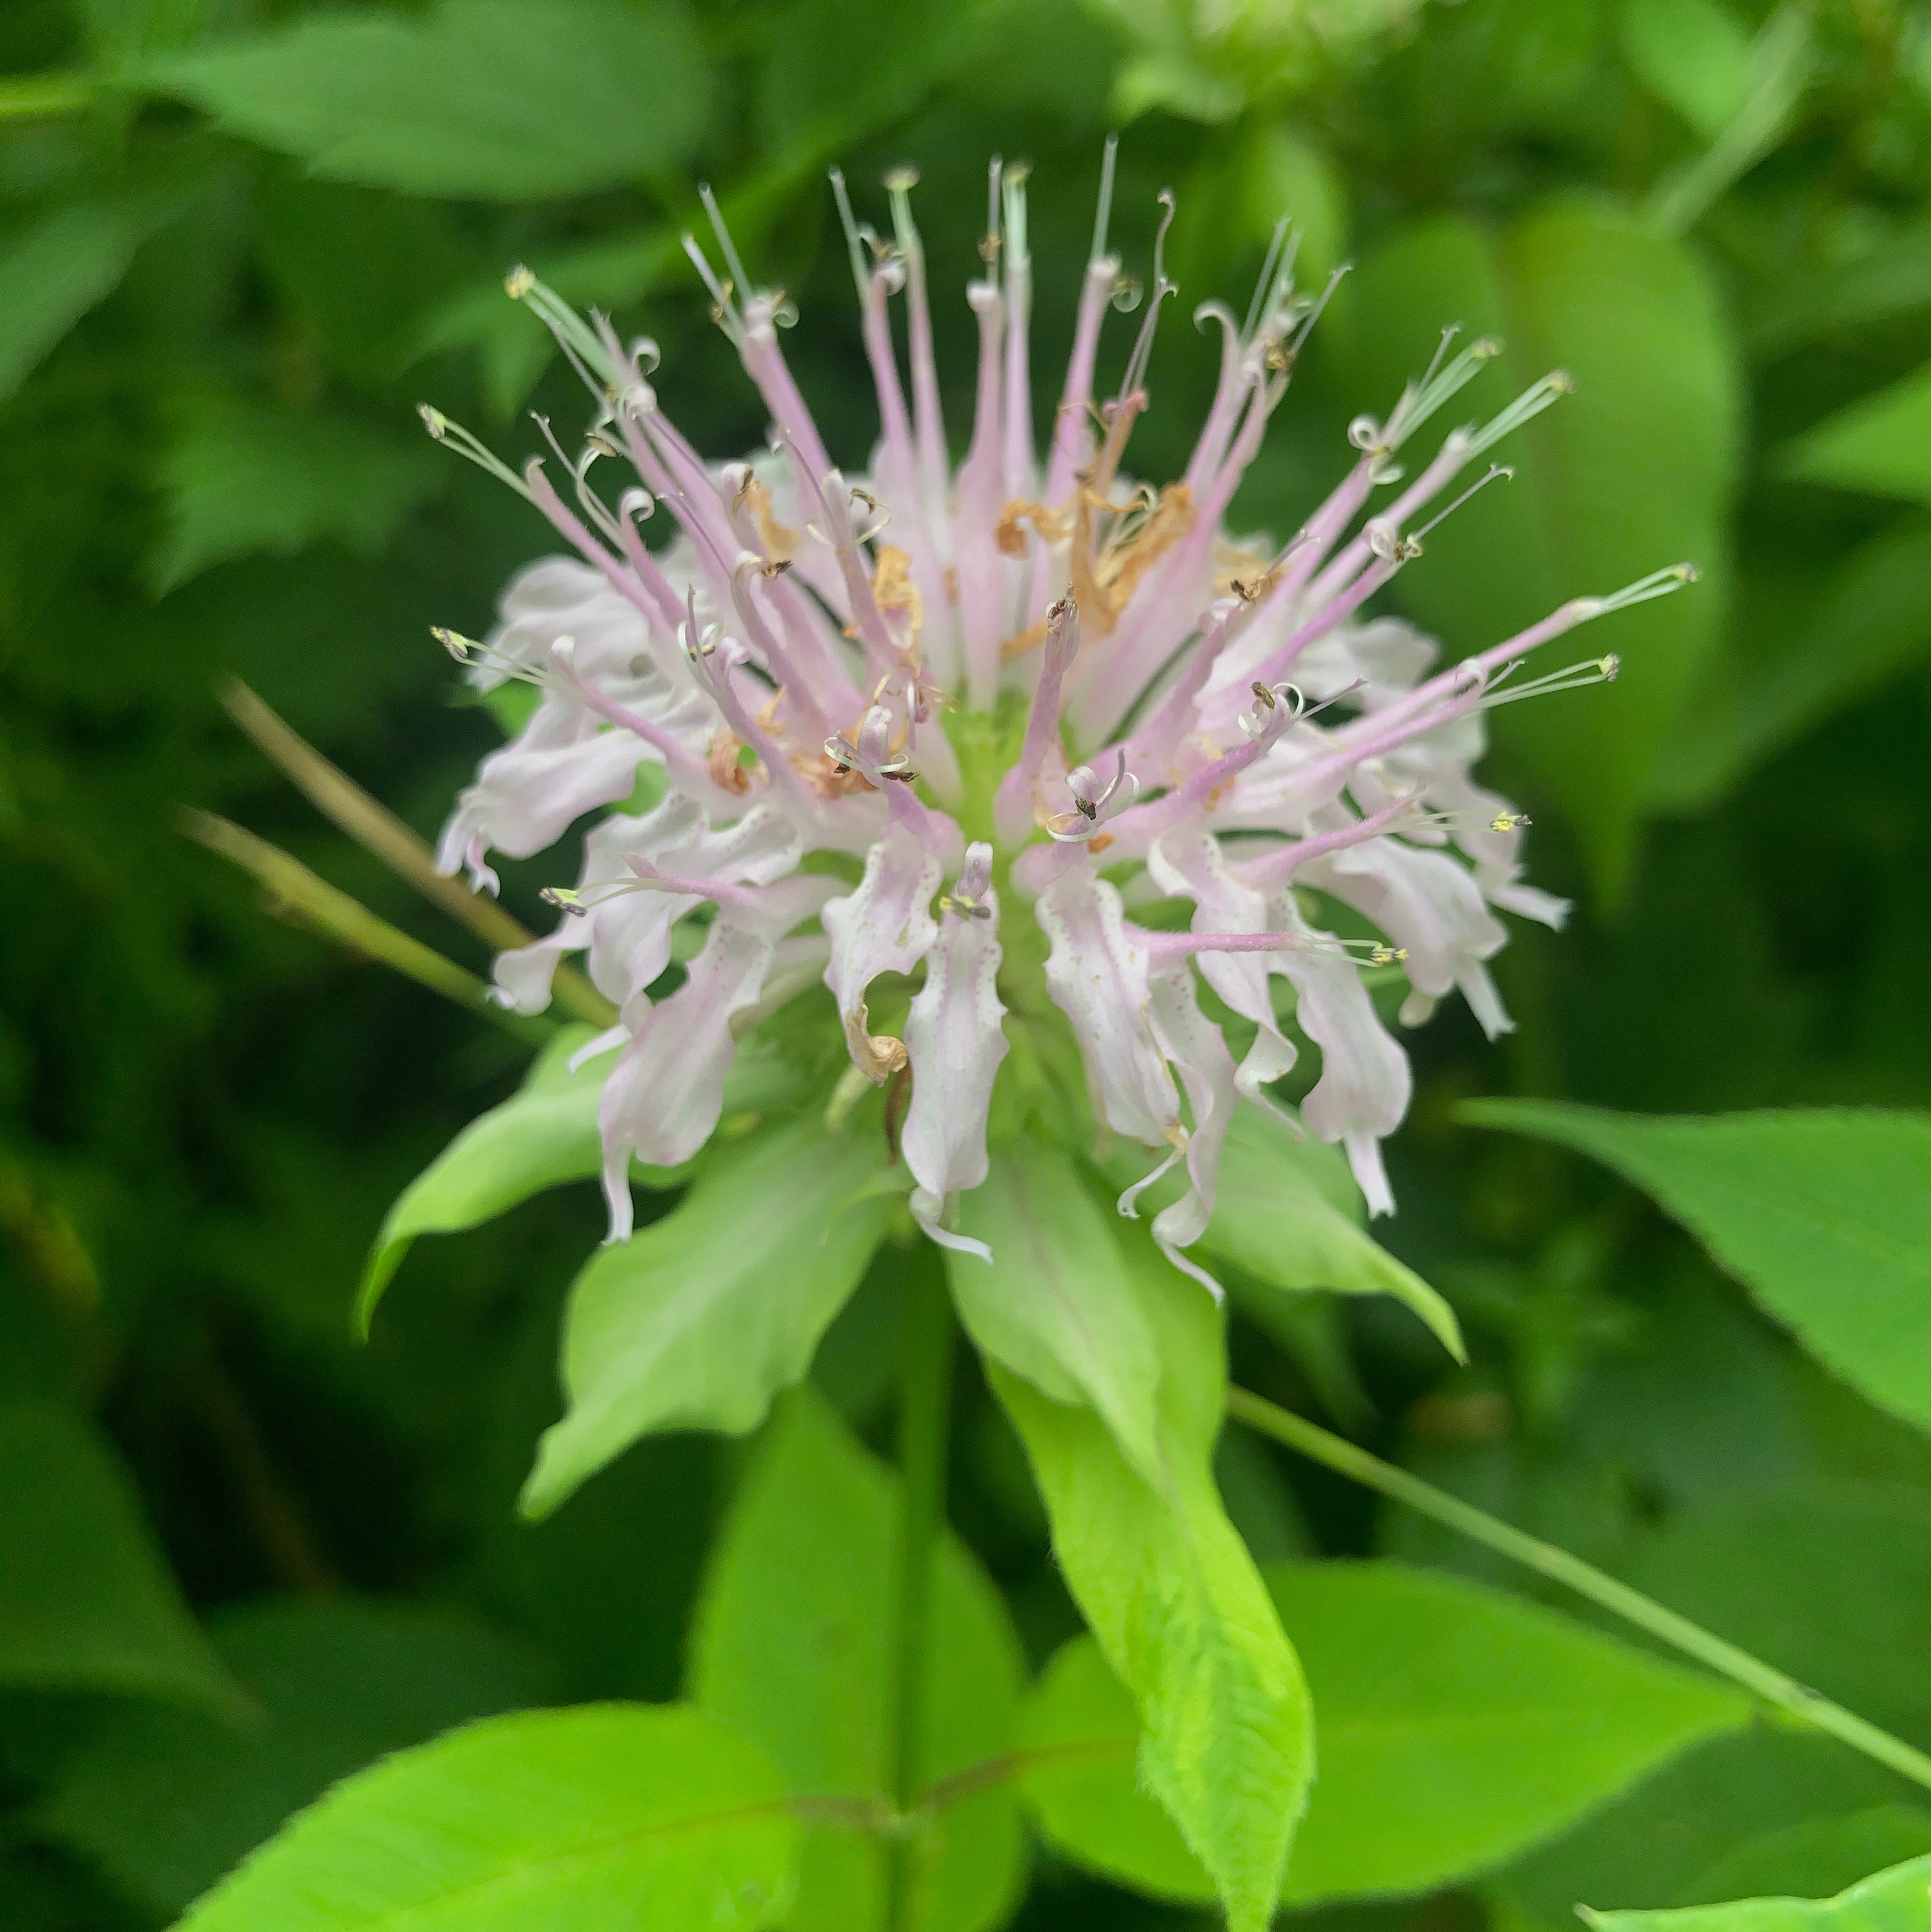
[1226,1384,1931,1796]
[0,72,96,121]
[884,1256,956,1932]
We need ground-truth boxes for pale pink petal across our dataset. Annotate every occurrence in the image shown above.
[1147,826,1298,1111]
[903,885,1009,1262]
[598,921,775,1241]
[821,821,942,1080]
[1261,894,1410,1214]
[1301,839,1512,1039]
[1033,865,1178,1147]
[1143,964,1240,1297]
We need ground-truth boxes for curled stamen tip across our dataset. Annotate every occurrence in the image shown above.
[418,404,448,438]
[1369,945,1410,966]
[1490,811,1532,833]
[539,886,589,917]
[1551,369,1576,394]
[504,264,535,299]
[431,625,477,661]
[1599,654,1620,679]
[1675,561,1700,583]
[1472,337,1502,359]
[883,163,919,192]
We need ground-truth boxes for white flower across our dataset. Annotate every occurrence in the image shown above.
[425,151,1694,1290]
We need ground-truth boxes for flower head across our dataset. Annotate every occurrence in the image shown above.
[426,150,1694,1291]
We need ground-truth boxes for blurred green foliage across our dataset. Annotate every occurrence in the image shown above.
[1,0,1929,1923]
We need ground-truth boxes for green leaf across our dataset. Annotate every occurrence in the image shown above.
[1582,1852,1931,1931]
[357,1029,802,1334]
[0,196,180,398]
[1620,0,1751,138]
[172,1703,799,1932]
[39,1599,550,1917]
[1461,1102,1931,1438]
[153,395,443,591]
[1200,1107,1464,1361]
[689,1389,1025,1932]
[521,1118,898,1519]
[989,1216,1312,1932]
[1626,1488,1931,1741]
[1783,365,1931,510]
[1017,1559,1747,1905]
[142,0,710,201]
[1495,1731,1917,1929]
[1681,1810,1931,1911]
[1652,522,1931,812]
[757,0,1000,164]
[0,1402,233,1712]
[947,1143,1162,1482]
[1339,201,1739,900]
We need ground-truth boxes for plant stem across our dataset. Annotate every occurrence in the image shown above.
[220,680,616,1029]
[0,72,96,121]
[884,1256,956,1932]
[1227,1384,1931,1796]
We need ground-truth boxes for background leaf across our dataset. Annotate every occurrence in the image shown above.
[521,1119,898,1519]
[0,1402,232,1711]
[153,394,444,590]
[1463,1103,1931,1437]
[1781,366,1931,510]
[1339,201,1739,899]
[172,1702,799,1931]
[1581,1851,1931,1931]
[1679,1809,1931,1909]
[689,1389,1024,1932]
[142,0,711,200]
[1652,522,1931,812]
[0,195,184,399]
[1017,1558,1748,1905]
[38,1598,550,1917]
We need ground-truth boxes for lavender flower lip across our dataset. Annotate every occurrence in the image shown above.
[422,144,1694,1292]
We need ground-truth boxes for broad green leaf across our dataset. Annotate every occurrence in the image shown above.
[79,0,213,63]
[0,196,181,398]
[153,396,443,590]
[173,1703,799,1932]
[1620,0,1751,137]
[0,1402,232,1712]
[1583,1852,1931,1932]
[142,0,709,201]
[357,1030,802,1333]
[689,1390,1025,1932]
[1017,1560,1747,1905]
[1653,523,1931,812]
[1201,1106,1463,1360]
[1461,1102,1931,1438]
[1783,366,1931,510]
[1339,203,1738,900]
[948,1143,1162,1483]
[1496,1731,1917,1929]
[1749,218,1931,357]
[521,1119,898,1519]
[989,1214,1311,1932]
[1681,1810,1931,1911]
[1626,1488,1931,1740]
[39,1599,550,1917]
[757,0,999,163]
[255,173,472,387]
